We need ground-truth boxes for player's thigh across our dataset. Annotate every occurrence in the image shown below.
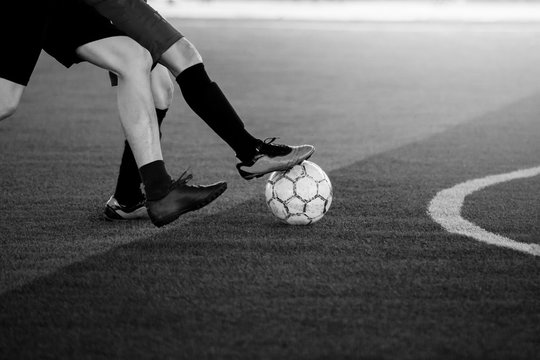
[83,0,183,64]
[76,36,152,76]
[43,0,150,74]
[150,65,174,109]
[0,79,26,120]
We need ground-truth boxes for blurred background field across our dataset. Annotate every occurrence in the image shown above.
[149,0,540,22]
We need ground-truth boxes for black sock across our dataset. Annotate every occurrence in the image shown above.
[156,108,168,137]
[176,63,259,162]
[139,160,172,201]
[113,141,145,207]
[114,108,168,206]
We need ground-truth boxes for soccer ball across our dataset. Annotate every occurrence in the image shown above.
[265,161,333,225]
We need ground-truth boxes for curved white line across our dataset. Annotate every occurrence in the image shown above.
[428,167,540,257]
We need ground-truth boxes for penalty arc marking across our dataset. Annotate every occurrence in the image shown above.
[428,166,540,257]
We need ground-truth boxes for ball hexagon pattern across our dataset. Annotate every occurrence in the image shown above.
[265,161,333,225]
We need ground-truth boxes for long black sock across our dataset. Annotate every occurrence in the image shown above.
[114,108,168,206]
[176,63,259,162]
[114,142,144,207]
[155,108,168,136]
[139,160,171,201]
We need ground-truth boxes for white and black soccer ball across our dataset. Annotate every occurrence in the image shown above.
[265,161,333,225]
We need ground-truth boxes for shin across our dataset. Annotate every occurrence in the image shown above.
[76,36,162,167]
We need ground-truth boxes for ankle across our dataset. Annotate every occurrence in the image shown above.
[139,160,172,200]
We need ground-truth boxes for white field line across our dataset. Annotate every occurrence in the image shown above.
[428,167,540,257]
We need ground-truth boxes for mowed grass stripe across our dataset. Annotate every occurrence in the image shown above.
[1,94,540,359]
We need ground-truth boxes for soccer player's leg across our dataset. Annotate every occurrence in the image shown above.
[76,37,164,167]
[0,80,25,121]
[160,39,315,180]
[83,0,314,179]
[82,0,183,64]
[151,64,175,113]
[43,3,226,227]
[76,38,226,227]
[107,64,174,221]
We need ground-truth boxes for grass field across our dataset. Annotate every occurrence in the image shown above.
[1,20,540,359]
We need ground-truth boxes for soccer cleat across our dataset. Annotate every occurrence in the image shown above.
[146,172,227,228]
[104,196,149,221]
[236,137,315,180]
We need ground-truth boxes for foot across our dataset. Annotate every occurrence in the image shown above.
[236,138,315,180]
[104,196,148,221]
[146,172,227,227]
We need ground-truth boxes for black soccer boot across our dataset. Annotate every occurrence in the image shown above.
[146,172,227,227]
[236,138,315,180]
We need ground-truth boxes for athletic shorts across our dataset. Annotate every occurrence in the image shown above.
[82,0,184,63]
[0,0,58,85]
[0,0,124,86]
[0,0,180,86]
[105,0,183,86]
[43,0,125,69]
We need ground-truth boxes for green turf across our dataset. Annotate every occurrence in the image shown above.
[1,20,540,359]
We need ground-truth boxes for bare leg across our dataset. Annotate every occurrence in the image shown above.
[150,64,174,110]
[157,36,314,180]
[159,37,259,159]
[109,63,174,211]
[158,38,202,78]
[76,36,162,167]
[0,79,25,121]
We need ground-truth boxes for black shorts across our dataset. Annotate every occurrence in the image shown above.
[0,0,124,86]
[0,0,179,86]
[0,0,58,85]
[43,0,124,69]
[83,0,184,63]
[104,0,182,86]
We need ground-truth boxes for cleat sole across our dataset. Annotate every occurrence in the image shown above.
[103,201,148,221]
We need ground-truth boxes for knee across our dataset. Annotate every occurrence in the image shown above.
[117,42,153,78]
[0,80,23,121]
[151,67,175,109]
[163,37,203,76]
[154,79,174,109]
[0,96,20,121]
[179,38,203,68]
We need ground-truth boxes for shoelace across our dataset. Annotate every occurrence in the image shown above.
[264,137,279,144]
[262,137,285,147]
[257,137,290,156]
[172,170,194,188]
